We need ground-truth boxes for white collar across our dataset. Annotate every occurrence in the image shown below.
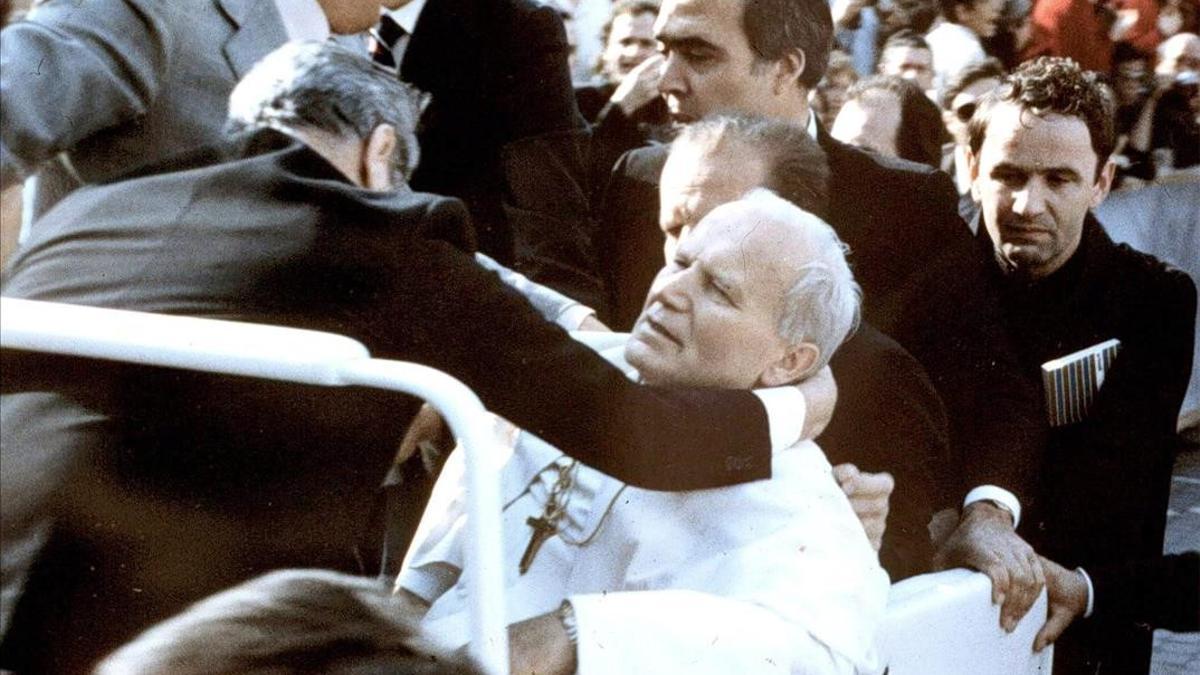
[804,109,818,140]
[384,0,431,35]
[273,0,331,41]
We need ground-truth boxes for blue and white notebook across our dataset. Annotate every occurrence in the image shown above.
[1040,338,1121,427]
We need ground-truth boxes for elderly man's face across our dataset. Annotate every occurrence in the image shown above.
[627,201,804,389]
[654,0,784,123]
[970,102,1113,278]
[658,139,769,259]
[831,90,902,158]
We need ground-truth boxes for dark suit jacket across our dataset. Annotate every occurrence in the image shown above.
[1088,552,1200,634]
[595,132,1045,512]
[980,215,1197,674]
[823,325,950,580]
[0,131,777,671]
[0,0,287,207]
[399,0,603,308]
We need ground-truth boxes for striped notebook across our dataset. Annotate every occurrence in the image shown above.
[1040,338,1121,427]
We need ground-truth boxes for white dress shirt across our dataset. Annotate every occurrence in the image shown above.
[399,336,890,674]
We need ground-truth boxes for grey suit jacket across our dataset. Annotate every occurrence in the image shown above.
[0,0,286,201]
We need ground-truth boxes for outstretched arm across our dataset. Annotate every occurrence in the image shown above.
[0,0,174,187]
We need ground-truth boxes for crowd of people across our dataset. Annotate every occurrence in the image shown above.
[0,0,1197,673]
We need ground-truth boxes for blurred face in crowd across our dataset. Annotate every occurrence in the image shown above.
[813,65,858,125]
[945,76,1000,144]
[955,0,1004,38]
[655,0,802,123]
[319,0,384,34]
[1156,33,1200,81]
[1114,57,1152,106]
[879,46,934,91]
[627,199,812,389]
[831,89,902,158]
[969,102,1114,278]
[657,137,768,259]
[602,10,659,80]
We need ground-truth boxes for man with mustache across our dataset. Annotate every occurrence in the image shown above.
[966,56,1196,674]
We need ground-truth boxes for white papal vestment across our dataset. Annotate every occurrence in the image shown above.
[398,333,890,674]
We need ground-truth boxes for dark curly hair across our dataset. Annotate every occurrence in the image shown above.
[967,57,1116,177]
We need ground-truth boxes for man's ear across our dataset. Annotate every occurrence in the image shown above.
[966,146,982,201]
[1090,158,1116,208]
[759,342,820,387]
[363,124,397,191]
[773,49,807,94]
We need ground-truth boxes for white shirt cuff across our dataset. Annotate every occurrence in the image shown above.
[752,386,807,452]
[1076,567,1095,618]
[556,303,597,331]
[963,485,1022,529]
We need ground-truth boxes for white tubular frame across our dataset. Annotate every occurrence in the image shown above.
[0,297,510,674]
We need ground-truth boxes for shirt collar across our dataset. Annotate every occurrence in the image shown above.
[804,109,818,140]
[384,0,431,35]
[273,0,331,41]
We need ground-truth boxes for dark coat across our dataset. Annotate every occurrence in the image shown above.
[400,0,602,308]
[0,132,776,672]
[979,215,1197,674]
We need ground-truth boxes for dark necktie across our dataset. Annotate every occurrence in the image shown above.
[370,14,406,70]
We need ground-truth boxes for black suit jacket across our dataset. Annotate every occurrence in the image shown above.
[399,0,603,309]
[595,133,1045,510]
[0,131,777,671]
[980,215,1197,674]
[824,325,950,579]
[1089,552,1200,634]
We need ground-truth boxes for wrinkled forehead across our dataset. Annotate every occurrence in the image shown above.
[685,201,813,283]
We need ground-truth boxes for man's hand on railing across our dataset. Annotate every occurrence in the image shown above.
[933,502,1045,633]
[1034,556,1088,652]
[833,464,892,551]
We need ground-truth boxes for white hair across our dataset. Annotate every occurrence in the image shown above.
[740,189,861,370]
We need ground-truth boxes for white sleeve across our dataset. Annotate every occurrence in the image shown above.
[566,445,889,674]
[752,386,807,452]
[395,449,469,603]
[474,252,595,329]
[962,485,1022,528]
[568,590,851,675]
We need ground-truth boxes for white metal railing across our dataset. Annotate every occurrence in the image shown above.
[1,297,1056,674]
[0,297,510,674]
[881,568,1053,673]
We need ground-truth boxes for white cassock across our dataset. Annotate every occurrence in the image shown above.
[398,333,890,674]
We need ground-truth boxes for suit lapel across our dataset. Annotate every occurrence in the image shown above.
[218,0,288,79]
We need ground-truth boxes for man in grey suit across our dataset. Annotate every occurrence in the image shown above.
[0,0,380,214]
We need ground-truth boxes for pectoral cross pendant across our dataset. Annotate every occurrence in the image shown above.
[519,516,556,575]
